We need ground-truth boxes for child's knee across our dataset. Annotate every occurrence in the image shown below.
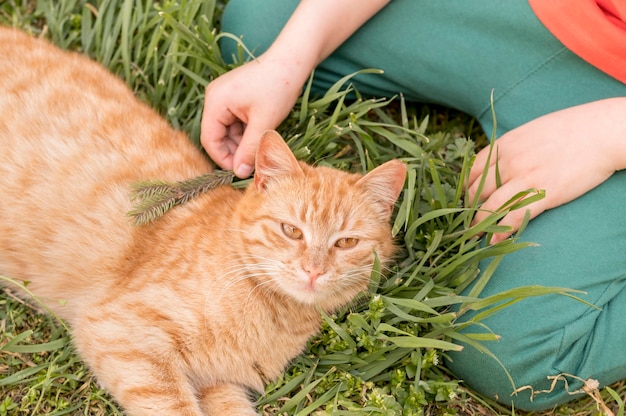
[445,302,588,411]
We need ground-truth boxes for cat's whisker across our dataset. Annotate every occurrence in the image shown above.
[241,278,280,308]
[206,258,280,287]
[202,262,286,324]
[211,256,283,281]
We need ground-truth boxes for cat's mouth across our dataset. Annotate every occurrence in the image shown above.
[304,276,319,292]
[271,268,365,308]
[275,273,330,305]
[298,280,326,300]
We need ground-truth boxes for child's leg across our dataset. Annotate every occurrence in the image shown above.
[446,171,626,410]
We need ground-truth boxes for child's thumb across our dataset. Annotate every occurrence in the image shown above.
[233,126,264,178]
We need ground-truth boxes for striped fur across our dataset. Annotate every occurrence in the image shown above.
[0,27,406,415]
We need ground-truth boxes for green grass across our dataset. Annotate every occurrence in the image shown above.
[1,1,625,415]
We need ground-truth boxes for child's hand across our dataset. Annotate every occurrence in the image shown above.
[201,54,304,178]
[468,98,626,243]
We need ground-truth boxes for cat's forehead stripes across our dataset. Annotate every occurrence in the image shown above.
[292,169,366,235]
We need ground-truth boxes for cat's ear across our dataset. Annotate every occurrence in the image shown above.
[357,160,407,216]
[254,130,303,189]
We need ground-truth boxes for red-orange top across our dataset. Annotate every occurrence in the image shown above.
[529,0,626,83]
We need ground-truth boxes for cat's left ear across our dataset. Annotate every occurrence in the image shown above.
[357,160,407,216]
[254,130,303,189]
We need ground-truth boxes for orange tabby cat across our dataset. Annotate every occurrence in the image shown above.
[0,27,406,415]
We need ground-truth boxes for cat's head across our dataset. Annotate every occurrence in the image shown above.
[233,131,406,312]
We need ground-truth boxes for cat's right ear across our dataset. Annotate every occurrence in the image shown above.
[254,130,303,190]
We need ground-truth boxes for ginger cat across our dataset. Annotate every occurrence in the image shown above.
[0,27,406,415]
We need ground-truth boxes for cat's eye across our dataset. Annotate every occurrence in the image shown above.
[281,223,303,240]
[335,237,359,249]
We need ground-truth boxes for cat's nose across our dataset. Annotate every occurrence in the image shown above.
[302,263,325,281]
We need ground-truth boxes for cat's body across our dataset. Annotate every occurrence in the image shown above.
[0,27,406,415]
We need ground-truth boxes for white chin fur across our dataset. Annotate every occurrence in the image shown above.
[277,276,326,305]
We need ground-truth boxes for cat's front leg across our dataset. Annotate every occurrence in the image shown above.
[72,318,206,415]
[88,356,206,416]
[199,383,259,415]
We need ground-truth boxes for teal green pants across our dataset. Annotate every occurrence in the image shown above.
[220,0,626,411]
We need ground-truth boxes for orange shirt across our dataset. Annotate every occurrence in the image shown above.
[529,0,626,84]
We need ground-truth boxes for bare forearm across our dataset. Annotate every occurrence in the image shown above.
[260,0,391,86]
[596,97,626,172]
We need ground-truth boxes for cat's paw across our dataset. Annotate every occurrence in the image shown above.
[199,384,259,415]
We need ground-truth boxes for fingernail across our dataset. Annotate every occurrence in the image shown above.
[235,163,253,178]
